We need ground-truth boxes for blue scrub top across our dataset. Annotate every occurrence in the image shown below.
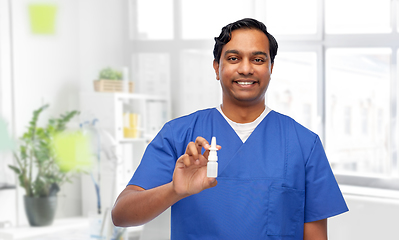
[129,108,348,239]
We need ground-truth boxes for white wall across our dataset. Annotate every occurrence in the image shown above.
[0,0,16,227]
[78,0,126,94]
[329,188,399,240]
[11,0,80,132]
[0,0,126,226]
[0,0,13,126]
[10,0,81,225]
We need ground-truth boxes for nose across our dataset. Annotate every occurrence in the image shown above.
[237,58,254,75]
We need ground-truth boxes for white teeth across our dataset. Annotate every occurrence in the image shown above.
[236,82,254,85]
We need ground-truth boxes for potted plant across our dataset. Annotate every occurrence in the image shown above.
[8,104,81,226]
[98,67,123,80]
[93,67,133,93]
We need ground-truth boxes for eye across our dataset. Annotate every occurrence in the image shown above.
[228,56,238,61]
[253,58,265,63]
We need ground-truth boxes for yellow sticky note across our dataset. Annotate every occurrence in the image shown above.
[53,131,93,172]
[28,4,57,34]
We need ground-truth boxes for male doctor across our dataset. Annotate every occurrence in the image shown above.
[112,18,348,239]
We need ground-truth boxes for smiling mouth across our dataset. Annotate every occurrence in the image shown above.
[236,82,254,85]
[233,80,258,85]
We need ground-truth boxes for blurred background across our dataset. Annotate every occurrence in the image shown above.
[1,0,399,239]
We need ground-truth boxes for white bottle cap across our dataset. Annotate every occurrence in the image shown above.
[208,137,218,162]
[207,137,218,177]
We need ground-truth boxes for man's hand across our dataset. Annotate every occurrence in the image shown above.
[112,136,221,227]
[172,136,221,197]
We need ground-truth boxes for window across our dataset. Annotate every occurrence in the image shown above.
[325,0,391,34]
[127,0,399,188]
[267,52,319,132]
[181,0,254,39]
[134,0,174,40]
[265,0,319,35]
[326,48,391,175]
[179,49,221,114]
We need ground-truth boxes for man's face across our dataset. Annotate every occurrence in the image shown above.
[213,28,273,107]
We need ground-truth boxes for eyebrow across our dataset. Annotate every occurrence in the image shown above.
[224,50,240,57]
[224,50,268,58]
[252,51,268,57]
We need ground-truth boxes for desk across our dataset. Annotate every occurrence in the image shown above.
[0,217,143,240]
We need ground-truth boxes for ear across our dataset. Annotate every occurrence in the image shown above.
[270,63,274,74]
[213,60,220,80]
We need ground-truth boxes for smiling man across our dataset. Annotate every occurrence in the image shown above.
[112,18,348,240]
[214,27,274,122]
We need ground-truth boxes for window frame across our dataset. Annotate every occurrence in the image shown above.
[125,0,399,191]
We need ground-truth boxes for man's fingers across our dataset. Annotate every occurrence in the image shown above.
[185,142,199,160]
[203,145,222,159]
[179,153,198,168]
[186,137,222,165]
[186,137,210,161]
[176,157,186,168]
[195,136,210,154]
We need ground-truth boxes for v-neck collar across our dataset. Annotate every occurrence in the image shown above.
[215,106,271,143]
[212,109,276,177]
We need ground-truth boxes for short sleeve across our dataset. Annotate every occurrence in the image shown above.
[304,136,349,222]
[128,123,177,190]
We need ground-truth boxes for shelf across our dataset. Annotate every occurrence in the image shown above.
[85,91,168,101]
[80,91,170,143]
[0,217,88,240]
[79,90,170,216]
[114,92,168,101]
[118,134,157,143]
[0,217,144,240]
[0,183,15,190]
[118,138,147,143]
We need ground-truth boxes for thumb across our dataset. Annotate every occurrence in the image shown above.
[205,178,217,189]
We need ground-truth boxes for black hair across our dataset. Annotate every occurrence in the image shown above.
[213,18,278,64]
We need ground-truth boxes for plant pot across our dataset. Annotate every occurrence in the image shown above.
[93,79,134,93]
[23,195,57,226]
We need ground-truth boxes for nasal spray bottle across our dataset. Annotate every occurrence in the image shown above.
[207,137,218,178]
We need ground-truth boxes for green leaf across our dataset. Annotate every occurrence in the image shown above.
[8,165,21,174]
[12,104,83,197]
[99,67,123,80]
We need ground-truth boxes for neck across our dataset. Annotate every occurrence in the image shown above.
[220,101,265,123]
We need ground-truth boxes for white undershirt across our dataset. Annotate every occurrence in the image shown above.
[216,105,271,143]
